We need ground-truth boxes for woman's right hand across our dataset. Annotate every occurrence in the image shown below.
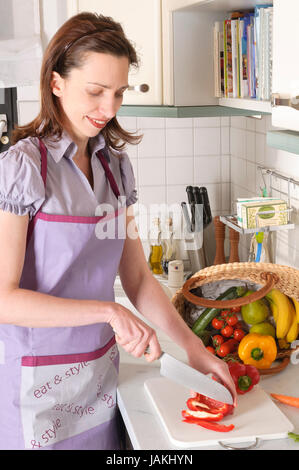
[108,302,162,362]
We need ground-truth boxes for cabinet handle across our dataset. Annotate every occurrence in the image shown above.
[128,84,150,93]
[271,93,299,110]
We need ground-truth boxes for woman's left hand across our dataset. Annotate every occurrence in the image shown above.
[187,339,237,407]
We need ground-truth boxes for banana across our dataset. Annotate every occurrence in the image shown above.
[291,297,299,323]
[286,307,299,343]
[266,289,293,339]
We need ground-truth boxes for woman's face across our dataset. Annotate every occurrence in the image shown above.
[51,51,129,142]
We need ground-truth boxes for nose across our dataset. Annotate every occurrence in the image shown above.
[98,94,120,120]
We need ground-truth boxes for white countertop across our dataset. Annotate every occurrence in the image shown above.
[114,276,299,451]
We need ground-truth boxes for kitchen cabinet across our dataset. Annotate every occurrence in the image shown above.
[67,0,299,132]
[75,0,162,105]
[271,0,299,132]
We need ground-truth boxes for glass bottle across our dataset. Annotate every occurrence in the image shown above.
[161,217,176,275]
[148,217,163,275]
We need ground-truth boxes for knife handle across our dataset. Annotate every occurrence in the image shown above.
[186,186,195,232]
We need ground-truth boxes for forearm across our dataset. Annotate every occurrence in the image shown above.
[0,287,114,328]
[125,271,204,355]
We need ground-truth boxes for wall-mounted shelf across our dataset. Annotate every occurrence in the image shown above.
[220,215,294,235]
[267,130,299,156]
[117,105,270,118]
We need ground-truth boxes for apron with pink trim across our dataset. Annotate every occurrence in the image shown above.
[0,139,126,450]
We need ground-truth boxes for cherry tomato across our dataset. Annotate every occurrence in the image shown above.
[231,306,241,313]
[233,328,246,342]
[211,318,225,330]
[212,335,225,347]
[220,310,230,319]
[206,346,216,355]
[226,314,239,327]
[221,325,234,337]
[217,339,238,358]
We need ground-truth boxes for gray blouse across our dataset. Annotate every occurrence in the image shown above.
[0,131,137,219]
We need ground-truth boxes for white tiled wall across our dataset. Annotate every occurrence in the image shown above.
[230,115,299,269]
[17,94,299,268]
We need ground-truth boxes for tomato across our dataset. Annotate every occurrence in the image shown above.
[226,314,239,327]
[230,306,241,313]
[221,325,234,337]
[212,335,225,347]
[211,318,225,330]
[217,339,238,357]
[220,310,230,319]
[233,328,246,342]
[206,346,216,355]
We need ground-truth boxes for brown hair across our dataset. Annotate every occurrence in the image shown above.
[11,12,142,149]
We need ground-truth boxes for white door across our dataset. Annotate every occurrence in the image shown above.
[77,0,162,105]
[272,0,299,131]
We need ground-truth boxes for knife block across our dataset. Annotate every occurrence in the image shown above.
[213,216,226,265]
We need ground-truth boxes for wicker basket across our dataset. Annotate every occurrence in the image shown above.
[172,262,299,375]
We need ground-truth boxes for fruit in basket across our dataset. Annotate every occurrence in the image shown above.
[266,289,294,339]
[291,297,299,323]
[241,291,269,325]
[249,321,275,338]
[238,333,277,369]
[286,308,299,343]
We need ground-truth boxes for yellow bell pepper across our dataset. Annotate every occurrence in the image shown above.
[238,333,277,369]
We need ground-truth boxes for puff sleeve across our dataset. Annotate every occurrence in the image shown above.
[0,143,45,219]
[119,152,138,207]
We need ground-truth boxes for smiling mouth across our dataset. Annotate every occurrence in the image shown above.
[86,116,108,129]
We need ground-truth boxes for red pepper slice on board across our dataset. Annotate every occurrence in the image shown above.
[193,393,234,416]
[182,412,234,432]
[182,409,224,422]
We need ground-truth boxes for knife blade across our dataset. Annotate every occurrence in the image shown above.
[159,352,233,405]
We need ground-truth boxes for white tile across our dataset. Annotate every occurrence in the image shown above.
[137,117,165,129]
[246,117,256,132]
[230,116,246,129]
[231,156,247,188]
[221,155,230,182]
[165,118,193,128]
[246,131,255,162]
[255,132,266,165]
[166,128,193,157]
[166,185,189,205]
[138,129,165,158]
[194,128,221,156]
[138,157,165,186]
[194,156,221,184]
[246,161,256,193]
[124,142,138,159]
[230,127,246,158]
[117,116,137,130]
[193,117,221,127]
[221,127,230,155]
[255,115,267,134]
[221,183,231,211]
[138,185,166,206]
[17,101,40,125]
[166,156,193,185]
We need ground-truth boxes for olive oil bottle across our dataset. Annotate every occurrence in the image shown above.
[148,217,163,274]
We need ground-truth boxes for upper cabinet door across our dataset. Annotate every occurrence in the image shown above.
[77,0,162,105]
[272,0,299,131]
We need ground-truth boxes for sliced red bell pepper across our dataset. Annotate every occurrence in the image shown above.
[228,362,260,395]
[182,409,224,422]
[192,393,234,416]
[193,420,235,433]
[182,411,234,432]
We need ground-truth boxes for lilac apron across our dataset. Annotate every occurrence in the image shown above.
[0,139,126,450]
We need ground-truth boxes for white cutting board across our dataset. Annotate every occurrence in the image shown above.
[144,377,294,448]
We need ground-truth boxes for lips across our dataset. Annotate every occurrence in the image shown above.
[86,116,108,129]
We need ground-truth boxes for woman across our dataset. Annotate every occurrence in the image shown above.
[0,12,236,450]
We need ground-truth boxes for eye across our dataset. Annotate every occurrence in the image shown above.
[87,90,102,97]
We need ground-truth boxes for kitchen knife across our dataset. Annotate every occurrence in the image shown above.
[199,187,212,227]
[150,349,233,404]
[186,186,195,232]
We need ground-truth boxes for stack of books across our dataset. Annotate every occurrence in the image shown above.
[214,5,273,101]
